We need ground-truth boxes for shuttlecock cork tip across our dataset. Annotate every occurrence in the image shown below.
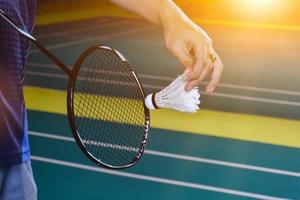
[145,74,200,113]
[145,93,156,110]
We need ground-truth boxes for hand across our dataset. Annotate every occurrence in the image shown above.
[161,8,224,93]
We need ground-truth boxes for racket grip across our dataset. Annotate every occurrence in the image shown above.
[145,93,159,110]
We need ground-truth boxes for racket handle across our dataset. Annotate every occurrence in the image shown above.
[145,93,159,110]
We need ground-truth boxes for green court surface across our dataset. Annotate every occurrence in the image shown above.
[25,17,300,199]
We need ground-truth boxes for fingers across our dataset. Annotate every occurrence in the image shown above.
[206,51,224,93]
[185,62,212,91]
[185,49,223,92]
[170,43,194,69]
[184,39,212,91]
[167,35,223,93]
[184,42,208,81]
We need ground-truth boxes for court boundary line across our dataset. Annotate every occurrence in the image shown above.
[29,131,300,178]
[29,25,155,54]
[26,61,300,97]
[37,19,127,39]
[31,155,288,200]
[202,92,300,107]
[25,71,300,107]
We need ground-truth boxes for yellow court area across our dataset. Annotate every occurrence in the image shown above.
[25,86,300,148]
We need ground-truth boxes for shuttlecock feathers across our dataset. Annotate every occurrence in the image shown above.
[145,74,200,113]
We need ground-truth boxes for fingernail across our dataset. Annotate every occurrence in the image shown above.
[183,68,192,81]
[184,67,192,75]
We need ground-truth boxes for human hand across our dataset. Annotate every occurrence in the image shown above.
[161,7,223,93]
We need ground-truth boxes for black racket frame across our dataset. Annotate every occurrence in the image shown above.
[68,46,150,169]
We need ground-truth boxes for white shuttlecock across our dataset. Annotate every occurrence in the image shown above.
[145,74,200,113]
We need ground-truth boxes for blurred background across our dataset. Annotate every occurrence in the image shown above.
[37,0,300,25]
[26,0,300,199]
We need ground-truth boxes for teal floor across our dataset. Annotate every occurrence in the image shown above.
[26,17,300,199]
[28,111,300,200]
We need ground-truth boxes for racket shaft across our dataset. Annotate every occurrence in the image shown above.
[0,9,71,75]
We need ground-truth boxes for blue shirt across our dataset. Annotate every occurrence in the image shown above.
[0,0,36,165]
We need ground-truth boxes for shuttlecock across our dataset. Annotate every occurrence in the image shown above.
[145,74,200,113]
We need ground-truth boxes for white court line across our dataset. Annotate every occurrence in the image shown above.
[29,26,154,54]
[36,19,125,39]
[202,92,300,107]
[39,21,129,40]
[82,139,139,152]
[25,71,300,107]
[27,62,71,68]
[27,71,67,78]
[26,71,135,86]
[36,19,109,38]
[26,62,300,97]
[29,131,300,178]
[27,62,170,80]
[31,155,288,200]
[207,82,300,97]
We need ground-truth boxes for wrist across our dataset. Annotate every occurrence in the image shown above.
[159,0,191,30]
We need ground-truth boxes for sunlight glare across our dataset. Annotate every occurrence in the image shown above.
[246,0,274,8]
[234,0,283,18]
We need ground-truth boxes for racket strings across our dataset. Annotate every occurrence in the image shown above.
[73,48,146,167]
[83,56,103,148]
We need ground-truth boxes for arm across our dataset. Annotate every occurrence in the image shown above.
[109,0,224,93]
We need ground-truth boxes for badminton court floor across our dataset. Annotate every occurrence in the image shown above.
[25,17,300,199]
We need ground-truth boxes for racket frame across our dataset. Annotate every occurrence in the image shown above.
[67,45,150,169]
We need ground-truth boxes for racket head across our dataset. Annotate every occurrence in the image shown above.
[67,45,150,169]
